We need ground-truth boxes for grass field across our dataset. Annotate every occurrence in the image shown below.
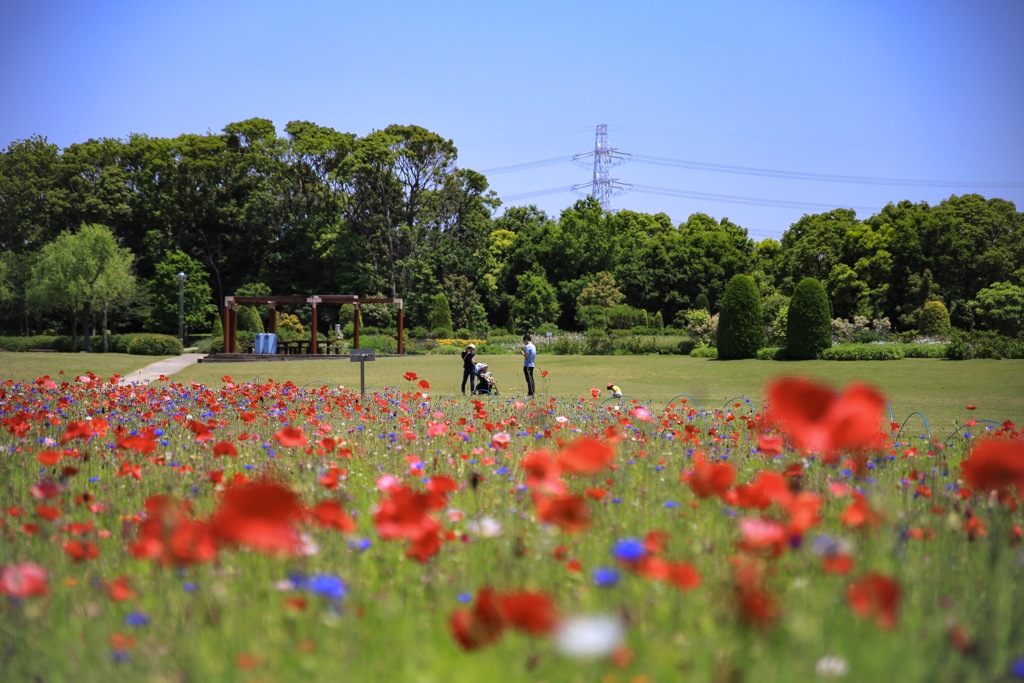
[2,352,1023,682]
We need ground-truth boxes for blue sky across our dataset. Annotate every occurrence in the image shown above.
[2,0,1022,241]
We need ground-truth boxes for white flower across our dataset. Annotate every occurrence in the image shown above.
[815,655,849,677]
[466,516,503,538]
[553,614,625,658]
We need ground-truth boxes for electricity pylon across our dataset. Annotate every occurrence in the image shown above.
[572,124,631,211]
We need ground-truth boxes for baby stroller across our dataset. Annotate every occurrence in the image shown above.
[472,363,499,395]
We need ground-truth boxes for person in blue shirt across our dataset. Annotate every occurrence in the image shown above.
[520,334,536,397]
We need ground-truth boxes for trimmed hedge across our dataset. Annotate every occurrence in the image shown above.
[897,343,948,359]
[0,334,182,355]
[821,344,904,361]
[690,345,719,359]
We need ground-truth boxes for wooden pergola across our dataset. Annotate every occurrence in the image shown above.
[222,294,404,355]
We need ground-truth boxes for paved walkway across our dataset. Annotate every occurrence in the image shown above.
[119,353,206,385]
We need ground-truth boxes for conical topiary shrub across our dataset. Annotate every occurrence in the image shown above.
[786,277,832,359]
[717,274,765,360]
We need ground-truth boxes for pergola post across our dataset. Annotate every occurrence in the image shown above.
[353,303,361,350]
[309,296,321,354]
[396,298,404,355]
[223,297,233,354]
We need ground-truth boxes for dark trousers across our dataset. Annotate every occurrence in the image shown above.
[523,366,535,396]
[462,369,476,393]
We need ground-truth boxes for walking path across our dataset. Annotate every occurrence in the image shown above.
[119,353,206,385]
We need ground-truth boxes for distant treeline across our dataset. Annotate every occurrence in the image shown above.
[1,118,1022,339]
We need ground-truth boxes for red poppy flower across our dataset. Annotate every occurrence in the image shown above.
[116,461,143,480]
[36,505,61,521]
[497,591,559,635]
[846,573,900,630]
[188,420,214,442]
[130,496,216,566]
[63,540,99,562]
[666,561,701,591]
[534,493,590,533]
[822,554,854,575]
[30,479,63,500]
[521,450,566,495]
[418,379,430,390]
[309,499,356,532]
[683,452,735,499]
[108,576,136,602]
[557,437,615,476]
[839,493,884,530]
[403,371,418,381]
[734,560,780,627]
[373,485,443,560]
[36,450,62,465]
[117,434,158,454]
[0,562,48,598]
[212,441,238,458]
[450,588,505,650]
[766,378,888,459]
[61,420,96,443]
[757,434,783,455]
[737,517,788,557]
[210,479,305,555]
[960,437,1024,494]
[727,472,791,510]
[591,388,601,399]
[406,526,442,562]
[272,426,307,449]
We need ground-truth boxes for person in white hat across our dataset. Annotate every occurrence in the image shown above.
[461,343,477,394]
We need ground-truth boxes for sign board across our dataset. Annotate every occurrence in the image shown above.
[350,349,376,362]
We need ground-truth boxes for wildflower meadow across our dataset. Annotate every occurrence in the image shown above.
[2,360,1023,683]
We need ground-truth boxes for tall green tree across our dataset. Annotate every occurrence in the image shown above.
[779,209,860,292]
[510,269,560,333]
[26,224,136,351]
[151,251,217,337]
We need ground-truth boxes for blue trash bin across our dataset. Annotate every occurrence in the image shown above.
[253,333,265,354]
[265,333,278,354]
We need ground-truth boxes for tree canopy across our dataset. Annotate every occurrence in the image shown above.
[2,120,1022,342]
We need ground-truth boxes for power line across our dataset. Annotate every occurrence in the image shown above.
[628,154,1023,189]
[630,184,879,212]
[478,156,574,174]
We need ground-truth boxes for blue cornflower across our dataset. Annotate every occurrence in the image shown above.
[1010,659,1024,679]
[611,538,645,562]
[124,611,149,627]
[592,567,620,588]
[308,574,346,601]
[348,538,372,552]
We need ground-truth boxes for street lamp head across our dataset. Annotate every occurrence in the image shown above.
[177,272,186,282]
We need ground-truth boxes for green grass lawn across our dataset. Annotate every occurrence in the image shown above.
[168,353,1024,439]
[0,352,159,383]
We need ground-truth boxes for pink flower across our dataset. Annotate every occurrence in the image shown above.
[0,562,49,598]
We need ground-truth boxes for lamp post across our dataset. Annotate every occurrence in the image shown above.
[177,272,186,345]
